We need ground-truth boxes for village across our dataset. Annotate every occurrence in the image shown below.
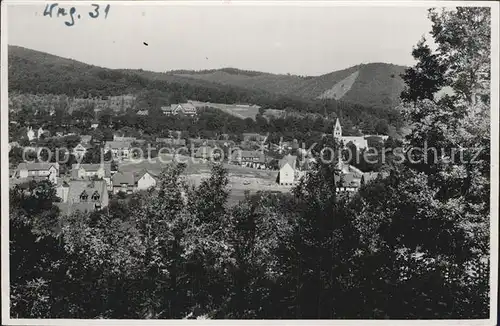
[9,100,390,212]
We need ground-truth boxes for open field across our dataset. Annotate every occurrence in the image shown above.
[190,100,261,120]
[118,154,292,205]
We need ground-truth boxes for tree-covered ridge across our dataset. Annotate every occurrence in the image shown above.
[172,63,407,109]
[8,45,406,137]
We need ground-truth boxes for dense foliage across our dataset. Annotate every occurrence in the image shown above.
[170,63,406,110]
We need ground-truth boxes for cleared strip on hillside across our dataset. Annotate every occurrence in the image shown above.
[317,70,360,100]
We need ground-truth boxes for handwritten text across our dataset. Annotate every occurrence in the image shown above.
[43,3,110,27]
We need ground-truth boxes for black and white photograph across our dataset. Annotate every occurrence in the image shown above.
[1,1,498,323]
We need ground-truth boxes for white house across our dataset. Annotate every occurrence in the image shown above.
[277,154,297,186]
[37,127,45,139]
[104,141,132,160]
[342,136,369,150]
[27,127,36,141]
[71,163,112,189]
[111,170,158,194]
[136,170,157,190]
[17,162,60,184]
[72,143,92,159]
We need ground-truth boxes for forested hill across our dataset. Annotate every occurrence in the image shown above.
[8,45,405,133]
[8,45,288,104]
[171,63,407,109]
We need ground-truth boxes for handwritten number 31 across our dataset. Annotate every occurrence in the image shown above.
[89,4,110,19]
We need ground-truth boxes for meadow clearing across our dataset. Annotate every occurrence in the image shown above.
[190,101,261,120]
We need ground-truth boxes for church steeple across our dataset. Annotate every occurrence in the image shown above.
[333,118,342,140]
[333,118,343,169]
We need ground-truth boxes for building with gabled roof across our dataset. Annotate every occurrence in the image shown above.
[276,154,297,185]
[156,138,187,146]
[111,169,158,194]
[161,103,197,116]
[72,142,92,159]
[17,162,59,184]
[55,179,109,215]
[71,163,112,189]
[80,135,92,144]
[194,146,223,161]
[104,141,132,160]
[231,149,266,168]
[334,173,362,193]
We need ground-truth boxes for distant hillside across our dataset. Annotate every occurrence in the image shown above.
[8,45,293,105]
[172,63,407,109]
[8,46,406,136]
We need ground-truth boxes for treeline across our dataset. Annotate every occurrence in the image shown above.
[11,101,393,151]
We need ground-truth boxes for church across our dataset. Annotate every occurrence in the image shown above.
[332,118,368,150]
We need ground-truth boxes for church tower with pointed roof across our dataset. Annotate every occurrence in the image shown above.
[333,118,342,141]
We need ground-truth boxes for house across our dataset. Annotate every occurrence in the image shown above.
[137,109,149,116]
[277,155,297,185]
[111,170,158,194]
[335,162,363,177]
[8,142,20,152]
[156,138,187,147]
[194,146,223,161]
[161,103,197,116]
[271,140,292,154]
[72,142,92,159]
[365,135,390,142]
[104,141,132,160]
[71,163,112,189]
[113,135,137,142]
[168,130,183,138]
[80,135,92,144]
[242,133,267,142]
[37,127,45,139]
[189,138,208,148]
[17,162,60,184]
[334,173,362,193]
[342,137,369,150]
[27,127,36,141]
[90,123,99,129]
[56,180,109,215]
[55,180,71,203]
[232,150,266,168]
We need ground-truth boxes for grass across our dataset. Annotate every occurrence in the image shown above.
[191,101,261,120]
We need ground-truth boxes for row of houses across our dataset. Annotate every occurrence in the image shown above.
[193,147,273,169]
[12,161,159,215]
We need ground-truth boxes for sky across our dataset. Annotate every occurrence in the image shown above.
[7,3,436,76]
